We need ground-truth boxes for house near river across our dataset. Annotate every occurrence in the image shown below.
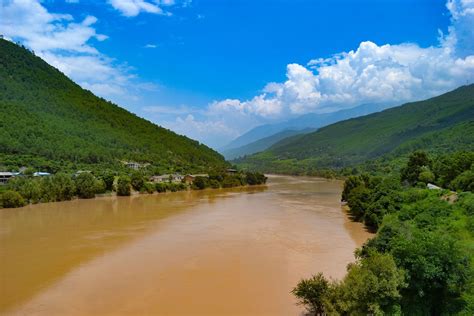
[150,174,209,184]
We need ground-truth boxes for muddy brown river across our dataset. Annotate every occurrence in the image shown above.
[0,175,371,315]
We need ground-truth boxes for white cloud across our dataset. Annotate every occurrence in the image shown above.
[144,43,157,48]
[171,0,474,148]
[108,0,164,17]
[0,0,152,100]
[107,0,189,17]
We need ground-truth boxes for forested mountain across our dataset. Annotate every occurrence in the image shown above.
[220,102,391,154]
[0,39,227,172]
[237,84,474,173]
[222,129,313,160]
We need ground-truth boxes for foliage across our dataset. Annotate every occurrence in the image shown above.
[143,182,155,194]
[0,190,25,208]
[293,252,406,315]
[400,151,431,184]
[116,176,131,196]
[292,273,331,315]
[74,173,97,199]
[131,172,145,191]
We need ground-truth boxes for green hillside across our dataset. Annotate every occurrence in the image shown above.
[237,85,474,173]
[0,39,227,172]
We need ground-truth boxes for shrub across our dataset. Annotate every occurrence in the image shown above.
[143,182,155,194]
[1,190,26,208]
[75,172,97,199]
[117,176,131,196]
[131,172,145,191]
[155,182,167,193]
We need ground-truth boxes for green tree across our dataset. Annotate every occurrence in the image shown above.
[100,172,115,191]
[117,176,131,196]
[75,172,97,199]
[192,176,208,190]
[342,175,364,202]
[51,173,75,201]
[292,273,332,315]
[335,252,406,315]
[131,172,145,191]
[401,151,431,185]
[1,190,26,208]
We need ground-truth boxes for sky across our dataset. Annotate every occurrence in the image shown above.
[1,0,473,149]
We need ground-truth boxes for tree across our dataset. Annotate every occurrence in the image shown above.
[51,173,75,201]
[347,185,372,221]
[131,172,145,191]
[192,176,208,190]
[117,176,131,196]
[401,151,431,185]
[451,169,474,192]
[335,252,406,315]
[100,172,115,191]
[342,175,364,201]
[75,172,97,199]
[143,182,155,194]
[1,190,26,208]
[292,273,332,315]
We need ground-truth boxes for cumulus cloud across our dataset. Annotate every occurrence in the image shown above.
[169,0,474,148]
[107,0,188,17]
[0,0,151,99]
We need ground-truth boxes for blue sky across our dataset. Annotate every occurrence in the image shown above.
[1,0,473,148]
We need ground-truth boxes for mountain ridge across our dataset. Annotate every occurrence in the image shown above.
[236,84,474,173]
[0,39,227,172]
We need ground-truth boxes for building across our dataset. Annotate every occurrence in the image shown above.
[126,162,141,170]
[226,168,238,174]
[33,172,51,177]
[183,174,209,184]
[150,174,185,183]
[0,172,14,185]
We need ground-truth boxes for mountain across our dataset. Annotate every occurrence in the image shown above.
[0,39,227,172]
[220,102,392,155]
[222,129,313,160]
[236,85,474,173]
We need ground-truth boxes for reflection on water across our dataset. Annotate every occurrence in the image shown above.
[0,175,371,315]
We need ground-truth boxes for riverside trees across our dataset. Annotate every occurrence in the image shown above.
[294,151,474,315]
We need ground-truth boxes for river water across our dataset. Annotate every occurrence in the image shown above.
[0,175,371,315]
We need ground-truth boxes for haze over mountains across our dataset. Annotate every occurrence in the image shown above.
[236,84,474,173]
[221,102,392,159]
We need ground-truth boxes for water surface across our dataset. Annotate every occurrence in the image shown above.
[0,175,371,315]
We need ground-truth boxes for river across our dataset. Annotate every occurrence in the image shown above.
[0,175,371,315]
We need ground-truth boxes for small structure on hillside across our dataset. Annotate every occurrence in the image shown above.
[427,183,442,190]
[124,161,150,170]
[183,174,209,184]
[0,172,14,185]
[150,174,184,183]
[33,172,51,177]
[226,168,238,174]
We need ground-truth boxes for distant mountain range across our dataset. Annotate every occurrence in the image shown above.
[221,102,393,159]
[236,84,474,173]
[0,39,227,172]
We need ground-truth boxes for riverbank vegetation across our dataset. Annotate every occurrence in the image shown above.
[0,171,267,208]
[293,150,474,315]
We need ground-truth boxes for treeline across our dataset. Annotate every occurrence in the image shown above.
[190,172,267,190]
[0,171,267,208]
[293,150,474,315]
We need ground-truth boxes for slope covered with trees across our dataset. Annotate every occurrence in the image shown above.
[0,39,227,173]
[237,85,474,173]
